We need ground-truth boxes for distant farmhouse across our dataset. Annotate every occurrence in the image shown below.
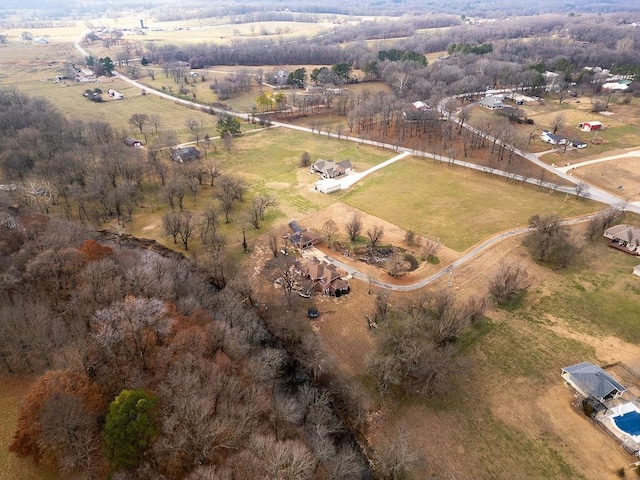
[478,94,506,109]
[540,130,567,145]
[170,146,201,163]
[602,80,631,91]
[309,159,353,179]
[604,224,640,255]
[123,137,143,148]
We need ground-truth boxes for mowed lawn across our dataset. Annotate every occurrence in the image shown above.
[125,128,392,244]
[341,157,598,251]
[0,375,60,480]
[532,232,640,344]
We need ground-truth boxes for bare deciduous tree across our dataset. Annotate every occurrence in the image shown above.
[344,213,363,242]
[488,262,531,305]
[367,224,385,251]
[322,219,338,248]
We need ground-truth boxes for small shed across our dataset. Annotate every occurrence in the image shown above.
[580,121,603,132]
[633,265,640,277]
[561,362,626,402]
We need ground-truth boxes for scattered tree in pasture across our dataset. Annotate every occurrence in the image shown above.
[367,224,385,251]
[404,230,416,246]
[129,113,149,134]
[550,113,565,134]
[422,238,440,261]
[344,213,363,242]
[488,262,531,305]
[299,151,311,167]
[322,219,339,248]
[574,181,589,198]
[373,425,419,480]
[526,213,574,264]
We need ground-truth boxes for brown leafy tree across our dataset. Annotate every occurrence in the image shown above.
[9,370,106,476]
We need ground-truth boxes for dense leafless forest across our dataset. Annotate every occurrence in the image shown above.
[1,0,639,19]
[0,214,374,478]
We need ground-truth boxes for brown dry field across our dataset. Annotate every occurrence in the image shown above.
[252,204,640,480]
[569,156,640,201]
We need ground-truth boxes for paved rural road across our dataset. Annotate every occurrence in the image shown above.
[74,37,639,290]
[556,149,640,173]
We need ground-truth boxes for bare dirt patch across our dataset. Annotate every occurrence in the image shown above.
[570,156,640,200]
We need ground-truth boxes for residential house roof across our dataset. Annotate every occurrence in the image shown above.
[289,220,303,234]
[288,221,321,249]
[478,95,505,109]
[604,224,640,249]
[309,159,353,178]
[170,146,201,163]
[541,131,566,144]
[412,101,431,110]
[561,362,626,402]
[124,137,142,147]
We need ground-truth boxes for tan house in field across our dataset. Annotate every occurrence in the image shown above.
[309,159,353,179]
[604,224,640,255]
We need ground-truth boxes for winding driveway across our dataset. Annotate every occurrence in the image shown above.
[74,36,639,290]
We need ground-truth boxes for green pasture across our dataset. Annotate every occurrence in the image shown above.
[341,157,598,251]
[11,78,224,142]
[531,234,640,344]
[124,128,392,246]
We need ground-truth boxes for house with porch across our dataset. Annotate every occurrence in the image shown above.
[604,224,640,255]
[309,159,353,179]
[478,94,506,109]
[170,146,201,163]
[561,362,626,402]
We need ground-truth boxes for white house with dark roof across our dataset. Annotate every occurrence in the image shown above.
[541,130,567,145]
[562,362,626,402]
[478,94,505,109]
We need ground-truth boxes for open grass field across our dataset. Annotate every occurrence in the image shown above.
[340,156,598,251]
[312,225,640,479]
[125,128,393,249]
[0,375,60,480]
[570,156,640,201]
